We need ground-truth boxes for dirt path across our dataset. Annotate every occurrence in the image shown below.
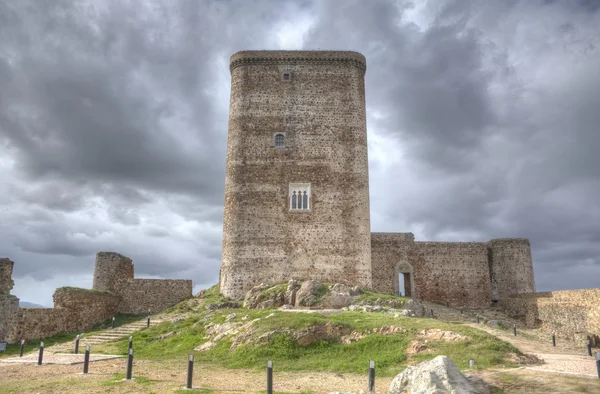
[0,359,392,393]
[469,323,598,376]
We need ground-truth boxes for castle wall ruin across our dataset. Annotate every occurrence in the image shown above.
[93,252,192,314]
[499,289,600,343]
[0,253,192,343]
[371,234,535,308]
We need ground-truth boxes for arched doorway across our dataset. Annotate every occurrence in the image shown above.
[395,261,414,298]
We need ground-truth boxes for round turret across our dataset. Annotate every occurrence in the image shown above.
[489,238,535,300]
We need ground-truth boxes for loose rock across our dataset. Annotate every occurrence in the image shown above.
[389,355,490,394]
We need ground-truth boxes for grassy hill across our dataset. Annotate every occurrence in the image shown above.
[92,284,523,377]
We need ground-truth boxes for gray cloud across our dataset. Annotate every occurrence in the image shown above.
[1,0,599,305]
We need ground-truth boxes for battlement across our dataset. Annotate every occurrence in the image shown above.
[230,50,367,73]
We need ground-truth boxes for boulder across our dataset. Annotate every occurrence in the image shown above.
[284,280,300,305]
[322,283,360,309]
[244,283,286,309]
[295,280,323,307]
[389,355,490,394]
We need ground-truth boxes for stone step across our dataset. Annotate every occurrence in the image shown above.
[45,316,167,353]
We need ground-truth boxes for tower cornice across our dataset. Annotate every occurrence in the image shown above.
[230,50,367,74]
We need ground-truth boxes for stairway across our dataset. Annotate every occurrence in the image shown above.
[47,317,165,354]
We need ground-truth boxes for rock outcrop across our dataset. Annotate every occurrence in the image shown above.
[295,280,323,307]
[389,355,490,394]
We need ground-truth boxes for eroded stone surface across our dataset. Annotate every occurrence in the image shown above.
[389,355,490,394]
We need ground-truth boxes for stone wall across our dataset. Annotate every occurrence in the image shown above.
[499,289,600,342]
[409,242,492,308]
[92,252,193,314]
[92,252,134,292]
[5,287,120,343]
[489,239,535,300]
[371,233,414,295]
[0,258,14,294]
[220,50,372,299]
[117,279,193,314]
[0,294,20,342]
[371,236,535,308]
[1,252,192,343]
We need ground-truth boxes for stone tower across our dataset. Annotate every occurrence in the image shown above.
[220,51,372,299]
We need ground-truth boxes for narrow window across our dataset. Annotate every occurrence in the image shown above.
[289,183,311,211]
[275,133,285,147]
[282,73,291,81]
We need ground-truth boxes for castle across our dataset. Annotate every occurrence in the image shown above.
[219,50,536,308]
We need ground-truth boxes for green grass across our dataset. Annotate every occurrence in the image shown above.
[56,286,114,294]
[94,304,522,377]
[0,331,80,358]
[102,373,157,387]
[355,289,410,306]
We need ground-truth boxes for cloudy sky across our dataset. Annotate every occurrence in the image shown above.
[1,0,599,306]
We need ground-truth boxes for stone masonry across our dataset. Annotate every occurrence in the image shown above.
[0,253,192,343]
[499,289,600,342]
[219,50,537,308]
[92,252,193,314]
[221,51,372,299]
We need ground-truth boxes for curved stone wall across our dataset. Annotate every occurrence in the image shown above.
[489,238,535,300]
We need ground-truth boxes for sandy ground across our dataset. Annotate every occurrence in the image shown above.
[469,323,598,376]
[0,359,393,393]
[2,302,599,393]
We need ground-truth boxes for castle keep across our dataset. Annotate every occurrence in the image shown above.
[220,50,536,307]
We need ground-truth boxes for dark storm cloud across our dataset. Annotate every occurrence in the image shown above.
[0,0,302,302]
[1,0,599,304]
[306,0,600,291]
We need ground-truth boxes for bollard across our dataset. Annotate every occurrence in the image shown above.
[37,342,44,366]
[266,360,273,394]
[513,324,517,336]
[83,345,90,374]
[128,336,133,351]
[469,359,474,367]
[74,334,80,354]
[552,332,556,347]
[476,314,480,324]
[587,339,592,357]
[126,348,134,380]
[147,316,150,328]
[368,360,375,392]
[186,354,194,389]
[19,340,24,357]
